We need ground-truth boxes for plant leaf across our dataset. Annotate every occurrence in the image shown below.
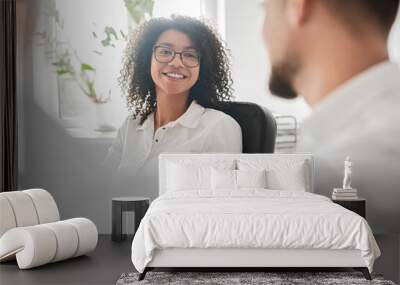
[81,63,95,72]
[104,26,119,40]
[101,39,110,47]
[56,70,71,75]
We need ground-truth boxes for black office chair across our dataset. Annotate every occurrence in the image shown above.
[211,101,277,153]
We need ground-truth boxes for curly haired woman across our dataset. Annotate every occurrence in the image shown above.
[105,16,242,182]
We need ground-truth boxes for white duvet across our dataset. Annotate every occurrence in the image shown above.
[131,190,380,273]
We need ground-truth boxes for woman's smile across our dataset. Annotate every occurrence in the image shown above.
[162,71,188,80]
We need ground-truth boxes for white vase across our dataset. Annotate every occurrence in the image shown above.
[94,103,116,132]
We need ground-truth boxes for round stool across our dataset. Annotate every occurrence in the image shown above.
[111,197,150,242]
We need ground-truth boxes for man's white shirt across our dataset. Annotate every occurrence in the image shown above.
[297,61,400,233]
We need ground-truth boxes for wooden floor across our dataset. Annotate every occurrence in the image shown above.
[0,235,133,285]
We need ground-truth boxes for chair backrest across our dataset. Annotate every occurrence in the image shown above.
[211,101,277,153]
[0,189,60,237]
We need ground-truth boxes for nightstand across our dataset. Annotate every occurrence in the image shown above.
[332,198,366,218]
[112,197,150,242]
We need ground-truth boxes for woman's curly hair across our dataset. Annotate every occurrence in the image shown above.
[120,15,234,125]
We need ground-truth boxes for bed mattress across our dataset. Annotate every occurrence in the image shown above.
[131,189,380,273]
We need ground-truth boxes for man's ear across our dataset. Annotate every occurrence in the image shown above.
[287,0,313,28]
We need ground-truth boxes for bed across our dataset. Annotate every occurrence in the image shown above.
[131,153,380,280]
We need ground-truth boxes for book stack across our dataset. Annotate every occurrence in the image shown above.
[274,115,297,153]
[332,188,358,200]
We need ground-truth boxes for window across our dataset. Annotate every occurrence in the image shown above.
[153,0,203,18]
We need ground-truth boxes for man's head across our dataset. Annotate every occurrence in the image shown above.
[263,0,399,100]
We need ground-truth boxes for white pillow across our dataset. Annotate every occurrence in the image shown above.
[267,167,307,191]
[166,159,236,191]
[236,169,268,189]
[211,168,236,190]
[211,168,268,190]
[238,159,310,191]
[167,162,210,191]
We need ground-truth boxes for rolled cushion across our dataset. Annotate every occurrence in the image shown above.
[64,218,98,257]
[0,191,39,227]
[0,189,60,238]
[0,225,57,268]
[0,218,98,269]
[42,221,79,262]
[23,189,60,223]
[0,196,17,237]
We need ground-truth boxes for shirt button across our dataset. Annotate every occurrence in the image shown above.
[162,127,166,130]
[155,139,159,142]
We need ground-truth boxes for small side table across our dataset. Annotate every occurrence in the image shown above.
[112,197,150,242]
[332,198,366,218]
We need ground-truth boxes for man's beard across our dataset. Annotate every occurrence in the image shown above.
[268,60,299,99]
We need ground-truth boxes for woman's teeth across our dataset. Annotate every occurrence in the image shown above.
[165,72,185,79]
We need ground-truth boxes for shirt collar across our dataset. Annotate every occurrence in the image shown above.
[137,100,205,131]
[300,60,400,133]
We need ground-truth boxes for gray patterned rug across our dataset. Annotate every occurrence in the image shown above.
[116,271,396,285]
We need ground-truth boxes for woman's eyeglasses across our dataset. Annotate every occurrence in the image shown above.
[153,45,201,68]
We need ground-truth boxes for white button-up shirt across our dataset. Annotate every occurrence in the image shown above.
[297,61,400,233]
[104,100,242,198]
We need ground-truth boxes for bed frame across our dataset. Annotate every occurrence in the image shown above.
[140,248,371,280]
[138,154,372,281]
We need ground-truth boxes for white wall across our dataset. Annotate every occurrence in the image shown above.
[17,2,400,282]
[19,0,400,233]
